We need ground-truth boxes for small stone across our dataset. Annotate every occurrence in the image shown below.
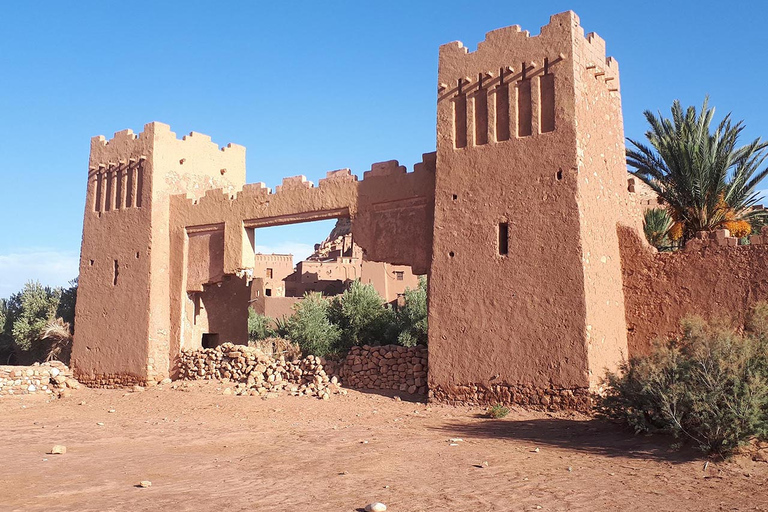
[108,409,116,413]
[222,388,232,395]
[393,396,401,402]
[137,480,152,488]
[365,503,387,512]
[161,378,172,385]
[96,422,104,426]
[49,445,66,455]
[449,438,463,442]
[132,385,145,392]
[533,447,540,453]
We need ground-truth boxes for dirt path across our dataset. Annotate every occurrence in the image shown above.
[1,381,767,511]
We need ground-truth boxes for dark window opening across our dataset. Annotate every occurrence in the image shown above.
[265,288,272,297]
[113,259,119,285]
[266,268,273,279]
[556,170,563,180]
[449,251,455,258]
[202,333,219,349]
[498,223,509,255]
[395,271,404,281]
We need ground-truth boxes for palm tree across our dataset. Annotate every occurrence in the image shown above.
[627,98,768,241]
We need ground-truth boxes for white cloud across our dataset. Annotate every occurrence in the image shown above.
[0,249,79,299]
[253,242,316,263]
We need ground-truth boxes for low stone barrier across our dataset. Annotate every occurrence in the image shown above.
[0,362,80,398]
[338,344,428,395]
[178,342,429,398]
[429,383,591,411]
[178,343,344,399]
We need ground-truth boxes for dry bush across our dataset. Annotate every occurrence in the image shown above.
[249,336,301,361]
[41,318,73,364]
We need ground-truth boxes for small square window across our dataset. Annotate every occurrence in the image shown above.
[266,268,273,279]
[395,271,404,281]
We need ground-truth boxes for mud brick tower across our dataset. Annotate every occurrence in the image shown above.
[428,11,633,407]
[73,124,245,385]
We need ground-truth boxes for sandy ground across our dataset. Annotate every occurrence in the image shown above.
[2,381,767,512]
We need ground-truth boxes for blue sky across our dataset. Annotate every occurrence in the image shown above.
[1,1,766,298]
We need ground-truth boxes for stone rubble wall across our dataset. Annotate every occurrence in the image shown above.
[178,343,344,399]
[430,384,592,411]
[178,342,429,398]
[0,362,80,398]
[337,344,428,395]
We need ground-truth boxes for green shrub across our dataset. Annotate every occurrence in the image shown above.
[396,276,428,347]
[487,404,510,419]
[599,313,768,455]
[247,308,275,342]
[330,280,397,350]
[285,292,341,357]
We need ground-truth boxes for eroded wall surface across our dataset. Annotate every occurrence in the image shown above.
[620,227,768,356]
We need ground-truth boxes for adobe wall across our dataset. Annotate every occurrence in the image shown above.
[572,27,637,387]
[251,295,302,321]
[620,227,768,356]
[168,155,435,369]
[429,11,629,401]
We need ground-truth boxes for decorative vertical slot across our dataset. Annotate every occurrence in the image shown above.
[517,78,532,137]
[540,59,555,133]
[135,161,144,208]
[495,67,510,142]
[498,222,509,255]
[126,163,135,207]
[474,73,488,145]
[113,259,119,286]
[104,170,114,211]
[94,172,103,212]
[454,79,467,148]
[115,166,124,209]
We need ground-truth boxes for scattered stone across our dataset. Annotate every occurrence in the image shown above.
[449,438,463,442]
[222,388,232,395]
[533,447,540,453]
[132,385,145,392]
[96,422,104,426]
[365,503,387,512]
[137,480,152,488]
[49,445,66,455]
[393,396,401,402]
[160,378,172,385]
[108,409,116,413]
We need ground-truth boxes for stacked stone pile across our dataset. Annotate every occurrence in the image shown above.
[0,362,80,398]
[339,344,428,395]
[178,343,345,399]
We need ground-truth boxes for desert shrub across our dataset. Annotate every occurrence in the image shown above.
[487,404,510,419]
[1,280,77,364]
[285,292,341,357]
[395,276,428,347]
[599,313,768,455]
[329,280,397,350]
[247,309,275,342]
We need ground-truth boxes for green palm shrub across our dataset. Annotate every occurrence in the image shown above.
[627,98,768,241]
[643,208,674,250]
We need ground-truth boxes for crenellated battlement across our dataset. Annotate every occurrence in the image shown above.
[92,122,244,154]
[173,153,435,210]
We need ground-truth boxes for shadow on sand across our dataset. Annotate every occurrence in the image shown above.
[432,415,703,463]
